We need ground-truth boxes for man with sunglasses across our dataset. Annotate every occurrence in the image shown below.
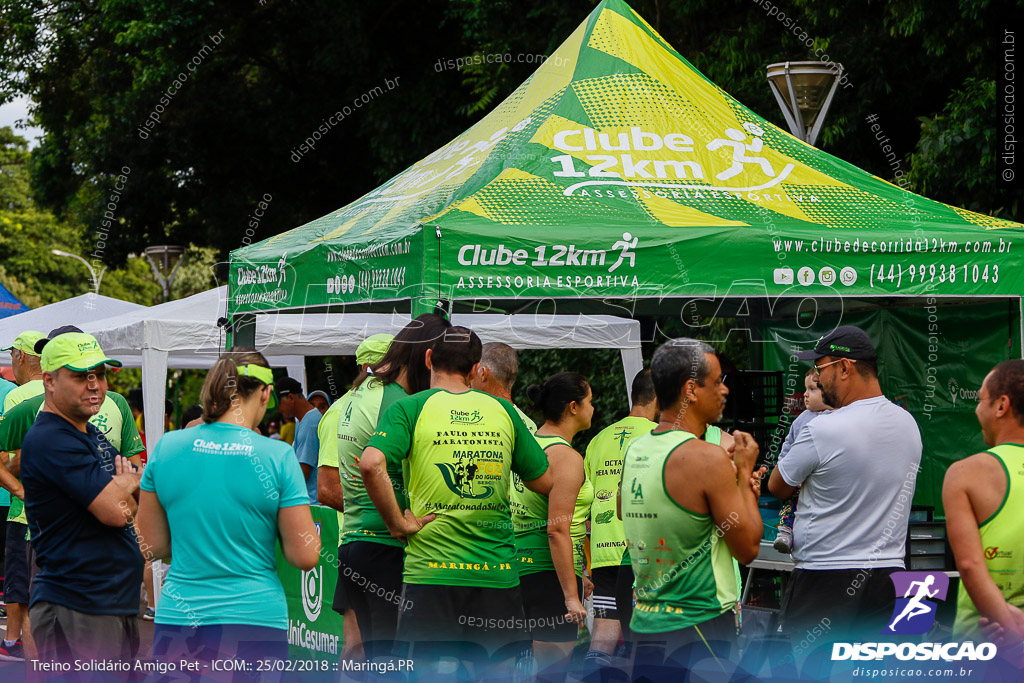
[768,325,922,642]
[20,333,144,664]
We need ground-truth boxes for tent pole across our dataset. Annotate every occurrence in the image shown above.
[620,348,643,406]
[142,349,169,449]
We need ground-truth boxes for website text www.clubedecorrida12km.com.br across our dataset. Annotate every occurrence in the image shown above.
[770,235,1013,290]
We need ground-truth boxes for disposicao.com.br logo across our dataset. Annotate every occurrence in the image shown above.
[831,572,997,662]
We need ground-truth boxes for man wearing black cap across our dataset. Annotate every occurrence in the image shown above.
[275,377,321,504]
[768,325,923,641]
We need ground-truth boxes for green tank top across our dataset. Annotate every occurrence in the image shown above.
[953,443,1024,640]
[704,426,741,612]
[511,434,594,576]
[622,429,722,633]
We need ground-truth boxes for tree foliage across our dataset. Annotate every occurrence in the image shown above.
[1,0,1017,272]
[0,128,217,307]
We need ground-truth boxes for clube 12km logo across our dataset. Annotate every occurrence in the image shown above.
[831,572,997,662]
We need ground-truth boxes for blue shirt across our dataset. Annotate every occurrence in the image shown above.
[141,422,309,628]
[21,412,144,615]
[0,378,15,414]
[778,408,827,462]
[294,408,322,504]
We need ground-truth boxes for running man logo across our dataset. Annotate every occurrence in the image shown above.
[450,409,484,425]
[301,522,323,621]
[884,571,950,635]
[436,462,495,499]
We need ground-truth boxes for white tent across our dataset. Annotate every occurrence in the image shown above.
[83,288,307,446]
[84,287,643,450]
[0,294,145,366]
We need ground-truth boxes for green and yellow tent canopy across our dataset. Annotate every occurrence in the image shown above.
[229,0,1023,316]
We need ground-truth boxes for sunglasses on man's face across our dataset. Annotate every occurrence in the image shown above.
[813,358,856,376]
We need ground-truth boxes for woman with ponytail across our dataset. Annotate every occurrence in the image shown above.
[512,372,596,681]
[138,348,319,675]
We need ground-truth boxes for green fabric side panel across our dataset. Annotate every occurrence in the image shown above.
[759,301,1010,516]
[276,505,343,660]
[1010,298,1022,360]
[231,228,423,313]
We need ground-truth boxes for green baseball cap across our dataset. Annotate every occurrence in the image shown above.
[40,332,122,373]
[1,331,46,357]
[356,334,394,365]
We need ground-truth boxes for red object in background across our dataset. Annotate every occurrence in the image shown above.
[783,392,806,417]
[0,366,13,381]
[139,431,149,465]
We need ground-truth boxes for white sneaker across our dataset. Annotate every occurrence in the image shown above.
[773,526,794,554]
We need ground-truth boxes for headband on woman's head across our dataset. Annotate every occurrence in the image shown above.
[237,363,278,411]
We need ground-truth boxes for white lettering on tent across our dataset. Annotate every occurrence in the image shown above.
[551,122,795,194]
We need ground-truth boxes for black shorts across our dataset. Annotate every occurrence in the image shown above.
[632,610,737,681]
[592,565,631,621]
[616,564,635,639]
[780,567,899,641]
[4,521,29,604]
[395,583,530,662]
[332,565,349,613]
[518,570,583,642]
[337,541,405,657]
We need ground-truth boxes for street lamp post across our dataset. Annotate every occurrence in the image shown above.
[144,245,186,301]
[766,61,844,147]
[51,250,106,295]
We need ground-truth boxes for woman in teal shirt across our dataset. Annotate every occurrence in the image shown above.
[138,348,319,670]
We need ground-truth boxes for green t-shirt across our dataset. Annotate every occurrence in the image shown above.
[0,379,45,525]
[367,388,549,588]
[513,404,538,434]
[325,379,408,547]
[0,378,14,507]
[317,397,344,535]
[572,471,595,577]
[2,391,142,524]
[585,416,657,569]
[2,379,43,414]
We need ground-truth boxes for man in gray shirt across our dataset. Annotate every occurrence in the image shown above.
[768,325,922,641]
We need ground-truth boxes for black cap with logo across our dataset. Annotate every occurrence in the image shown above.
[794,325,877,361]
[34,325,85,355]
[274,376,304,398]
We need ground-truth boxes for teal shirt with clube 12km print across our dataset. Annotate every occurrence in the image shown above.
[141,422,309,629]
